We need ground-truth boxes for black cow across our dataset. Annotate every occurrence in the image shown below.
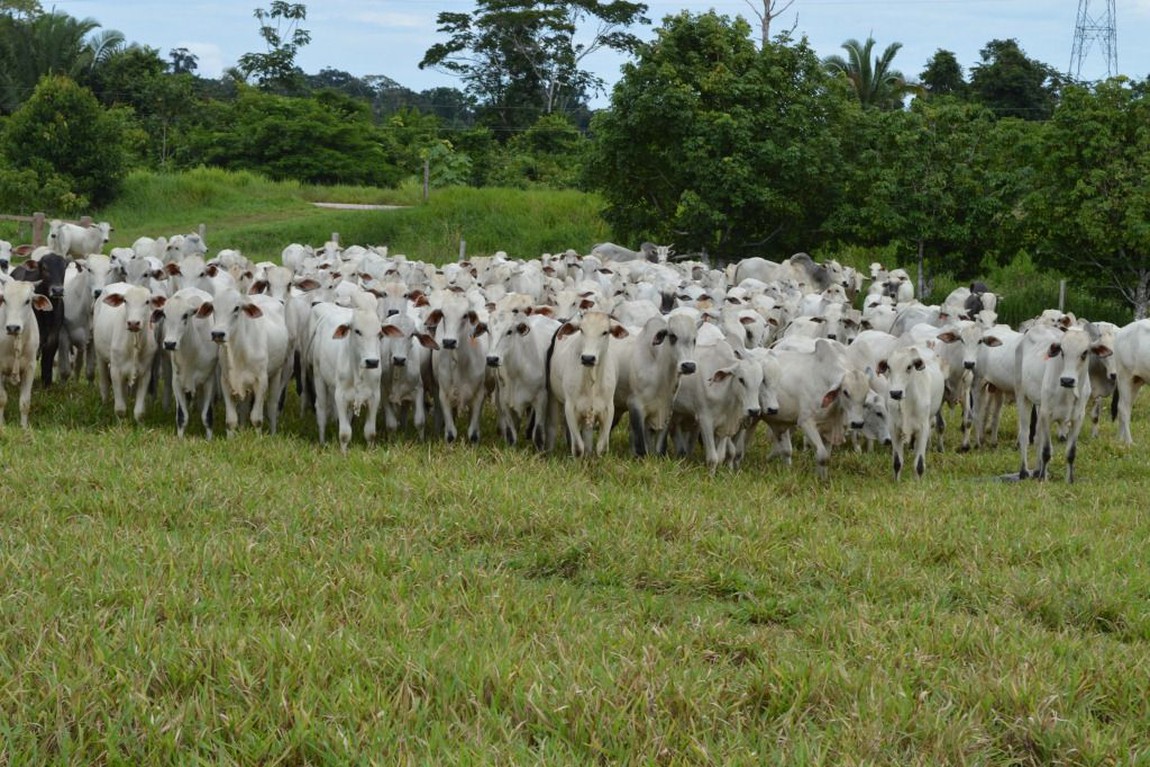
[9,252,68,387]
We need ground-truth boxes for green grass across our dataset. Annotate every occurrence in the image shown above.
[3,170,1150,763]
[3,371,1150,764]
[91,168,611,266]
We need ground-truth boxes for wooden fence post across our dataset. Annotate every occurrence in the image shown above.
[32,212,45,247]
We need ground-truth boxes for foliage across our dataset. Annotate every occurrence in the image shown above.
[969,38,1061,120]
[919,49,967,97]
[586,12,850,259]
[1,74,128,210]
[486,113,589,189]
[179,88,400,187]
[823,36,916,110]
[236,1,310,94]
[420,0,648,135]
[1025,78,1150,318]
[0,10,123,113]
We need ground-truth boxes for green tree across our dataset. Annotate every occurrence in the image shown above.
[585,12,850,257]
[420,0,648,134]
[1027,79,1150,318]
[1,74,128,210]
[824,36,915,110]
[237,1,310,94]
[969,39,1060,120]
[826,100,1000,289]
[182,87,398,186]
[0,10,124,113]
[920,49,967,97]
[488,113,588,188]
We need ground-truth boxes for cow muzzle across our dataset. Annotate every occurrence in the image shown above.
[127,321,142,333]
[211,331,226,343]
[164,340,177,351]
[850,420,865,430]
[365,358,380,369]
[964,360,976,370]
[6,324,21,336]
[486,355,500,368]
[1060,376,1076,389]
[580,354,597,367]
[393,357,406,368]
[441,338,458,350]
[889,390,904,401]
[680,361,697,375]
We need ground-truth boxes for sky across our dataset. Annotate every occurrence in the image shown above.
[48,0,1150,106]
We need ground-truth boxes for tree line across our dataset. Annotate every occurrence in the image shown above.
[0,2,1148,316]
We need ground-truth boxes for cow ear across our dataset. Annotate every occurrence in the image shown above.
[32,294,53,312]
[472,322,488,338]
[820,386,842,408]
[332,323,351,340]
[937,331,959,344]
[981,335,1002,347]
[1046,343,1062,359]
[876,360,890,376]
[516,322,530,335]
[557,322,579,340]
[425,309,444,328]
[415,332,439,350]
[241,303,264,319]
[164,262,181,276]
[709,367,734,384]
[652,329,668,346]
[610,323,629,339]
[1092,344,1113,359]
[531,305,555,318]
[151,308,166,323]
[195,302,214,319]
[249,279,269,295]
[295,277,321,292]
[381,323,405,338]
[578,298,596,311]
[151,295,167,309]
[102,293,126,307]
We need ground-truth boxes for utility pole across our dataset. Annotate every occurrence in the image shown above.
[1069,0,1117,80]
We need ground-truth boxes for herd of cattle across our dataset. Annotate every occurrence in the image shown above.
[2,222,1150,482]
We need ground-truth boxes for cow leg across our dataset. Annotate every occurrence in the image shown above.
[335,396,352,454]
[466,390,485,444]
[173,380,191,438]
[1066,431,1078,483]
[313,377,330,445]
[1016,393,1033,478]
[109,365,128,418]
[222,386,239,438]
[364,396,381,448]
[134,368,152,424]
[438,390,457,443]
[798,418,831,480]
[18,370,33,428]
[201,378,216,440]
[594,405,614,457]
[628,404,647,457]
[564,400,584,457]
[1115,375,1139,445]
[0,384,7,426]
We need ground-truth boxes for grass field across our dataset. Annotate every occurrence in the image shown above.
[3,171,1150,764]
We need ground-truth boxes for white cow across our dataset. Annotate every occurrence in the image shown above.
[1085,320,1119,438]
[308,301,384,452]
[0,239,11,274]
[972,324,1025,447]
[877,344,946,479]
[546,310,629,457]
[425,289,490,443]
[60,254,115,381]
[670,323,762,472]
[92,282,166,422]
[160,287,218,438]
[762,338,872,479]
[200,288,291,437]
[0,280,51,427]
[49,220,113,257]
[1016,324,1108,482]
[1113,319,1150,444]
[379,312,439,440]
[614,311,699,456]
[485,311,560,448]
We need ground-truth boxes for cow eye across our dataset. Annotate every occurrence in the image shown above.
[668,334,678,344]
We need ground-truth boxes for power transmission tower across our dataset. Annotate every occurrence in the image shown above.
[1069,0,1117,80]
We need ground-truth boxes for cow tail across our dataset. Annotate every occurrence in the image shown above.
[544,324,562,396]
[1111,389,1120,421]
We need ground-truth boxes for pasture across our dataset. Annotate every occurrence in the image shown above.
[3,367,1150,764]
[3,171,1150,764]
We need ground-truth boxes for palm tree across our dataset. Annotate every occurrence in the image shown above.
[824,36,916,110]
[0,11,124,113]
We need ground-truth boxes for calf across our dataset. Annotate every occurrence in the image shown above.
[546,310,629,457]
[877,345,945,479]
[160,287,218,438]
[1016,324,1108,482]
[92,282,167,422]
[9,252,67,386]
[0,280,52,427]
[308,301,384,452]
[199,288,291,437]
